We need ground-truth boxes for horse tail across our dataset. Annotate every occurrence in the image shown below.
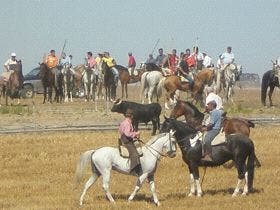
[261,71,269,105]
[157,77,166,98]
[74,149,95,187]
[247,143,255,192]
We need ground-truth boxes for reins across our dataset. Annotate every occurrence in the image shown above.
[138,133,173,159]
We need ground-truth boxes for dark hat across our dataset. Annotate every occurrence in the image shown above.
[125,108,134,117]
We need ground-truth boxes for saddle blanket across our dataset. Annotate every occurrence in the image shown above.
[211,131,226,146]
[189,131,226,147]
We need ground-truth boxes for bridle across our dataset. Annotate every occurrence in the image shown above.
[139,132,176,160]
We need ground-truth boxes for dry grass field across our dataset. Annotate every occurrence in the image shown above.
[0,126,280,210]
[1,86,280,209]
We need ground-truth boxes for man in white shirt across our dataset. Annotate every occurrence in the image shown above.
[4,53,17,72]
[2,52,18,81]
[205,86,223,111]
[203,53,213,68]
[220,46,234,67]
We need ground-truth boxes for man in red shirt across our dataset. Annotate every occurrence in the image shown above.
[128,52,136,76]
[167,49,179,75]
[184,48,195,69]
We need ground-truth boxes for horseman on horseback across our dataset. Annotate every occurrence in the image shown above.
[2,53,18,81]
[119,108,142,176]
[177,52,194,88]
[45,49,59,86]
[102,52,118,84]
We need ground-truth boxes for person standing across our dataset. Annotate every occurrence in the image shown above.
[192,46,204,71]
[119,109,142,176]
[184,48,196,70]
[128,52,136,76]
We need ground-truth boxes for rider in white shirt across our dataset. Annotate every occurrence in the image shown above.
[220,46,234,67]
[205,86,223,111]
[202,53,213,68]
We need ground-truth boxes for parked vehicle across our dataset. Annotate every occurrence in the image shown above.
[21,67,84,99]
[22,67,43,98]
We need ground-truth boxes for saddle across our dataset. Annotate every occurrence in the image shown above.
[118,138,143,158]
[211,131,226,146]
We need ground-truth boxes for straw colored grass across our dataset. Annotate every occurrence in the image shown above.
[0,126,279,210]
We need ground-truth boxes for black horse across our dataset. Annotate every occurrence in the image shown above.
[39,63,63,103]
[101,60,117,101]
[261,69,279,106]
[160,117,256,197]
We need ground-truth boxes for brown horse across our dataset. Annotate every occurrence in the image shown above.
[0,60,23,105]
[170,100,261,167]
[158,68,215,109]
[115,65,144,99]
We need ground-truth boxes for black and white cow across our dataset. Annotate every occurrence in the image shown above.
[111,99,162,135]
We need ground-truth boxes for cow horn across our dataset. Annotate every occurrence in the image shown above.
[115,99,122,105]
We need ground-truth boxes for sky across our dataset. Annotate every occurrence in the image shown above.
[1,0,280,75]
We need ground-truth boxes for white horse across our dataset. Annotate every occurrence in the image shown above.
[82,67,97,102]
[74,131,177,206]
[215,64,242,102]
[61,64,75,102]
[140,71,163,104]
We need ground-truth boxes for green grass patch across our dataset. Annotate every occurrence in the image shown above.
[0,105,32,115]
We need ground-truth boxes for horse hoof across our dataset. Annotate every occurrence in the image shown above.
[188,192,195,197]
[197,193,202,197]
[232,192,238,197]
[242,192,248,196]
[155,201,160,206]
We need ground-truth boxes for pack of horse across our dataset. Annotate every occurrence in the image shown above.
[140,62,242,109]
[75,99,260,206]
[39,60,145,104]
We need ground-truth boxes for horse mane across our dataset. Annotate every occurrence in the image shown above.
[146,133,167,146]
[183,101,204,119]
[171,119,198,138]
[115,65,128,71]
[145,63,161,71]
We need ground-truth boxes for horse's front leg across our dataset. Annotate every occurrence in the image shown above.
[190,165,202,197]
[268,85,275,107]
[90,82,93,101]
[128,173,148,202]
[188,173,196,197]
[64,81,68,102]
[84,84,88,102]
[147,174,160,206]
[125,83,128,99]
[121,83,124,99]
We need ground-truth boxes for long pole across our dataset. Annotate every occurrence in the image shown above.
[60,39,67,59]
[151,38,160,55]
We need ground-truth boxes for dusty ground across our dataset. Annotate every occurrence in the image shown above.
[0,126,279,210]
[1,86,280,131]
[1,85,280,209]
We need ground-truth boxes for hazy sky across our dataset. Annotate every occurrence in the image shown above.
[1,0,280,75]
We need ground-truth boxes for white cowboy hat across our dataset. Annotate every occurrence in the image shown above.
[11,52,16,57]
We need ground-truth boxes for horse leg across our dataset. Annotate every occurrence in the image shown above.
[79,174,99,206]
[151,119,157,135]
[102,170,115,202]
[90,82,93,101]
[128,173,148,202]
[121,82,124,99]
[165,91,172,109]
[84,84,88,102]
[191,165,202,197]
[232,156,246,196]
[64,81,68,103]
[125,83,128,99]
[268,85,275,107]
[188,173,196,197]
[147,174,160,206]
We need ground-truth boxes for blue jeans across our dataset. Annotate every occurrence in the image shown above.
[203,129,220,154]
